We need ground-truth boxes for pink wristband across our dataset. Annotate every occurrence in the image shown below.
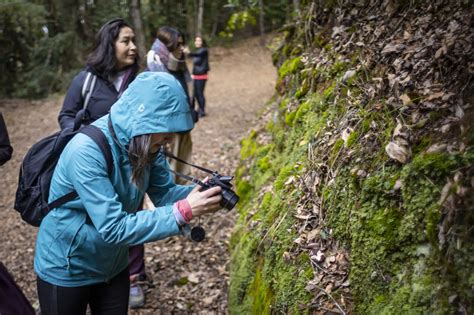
[176,199,193,223]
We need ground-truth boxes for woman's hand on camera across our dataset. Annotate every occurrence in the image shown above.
[186,184,222,217]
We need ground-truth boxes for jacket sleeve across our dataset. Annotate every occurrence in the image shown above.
[188,48,207,58]
[58,71,87,130]
[67,138,181,246]
[146,154,194,207]
[0,113,13,166]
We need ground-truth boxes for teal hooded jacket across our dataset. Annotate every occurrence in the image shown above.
[34,72,195,286]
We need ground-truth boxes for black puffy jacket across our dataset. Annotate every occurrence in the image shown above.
[58,67,135,130]
[189,48,209,75]
[0,113,13,166]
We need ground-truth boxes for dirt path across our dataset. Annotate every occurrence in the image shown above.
[0,36,276,313]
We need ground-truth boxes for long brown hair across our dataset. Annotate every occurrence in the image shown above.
[128,134,155,190]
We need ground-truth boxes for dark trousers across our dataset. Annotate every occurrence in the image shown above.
[128,244,146,280]
[37,268,129,315]
[0,262,35,315]
[192,79,207,114]
[128,200,146,281]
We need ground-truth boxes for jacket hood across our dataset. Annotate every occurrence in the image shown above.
[109,71,194,147]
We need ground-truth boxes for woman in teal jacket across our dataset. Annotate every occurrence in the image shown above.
[34,72,222,314]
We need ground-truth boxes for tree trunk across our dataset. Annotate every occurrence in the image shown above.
[197,0,204,36]
[293,0,300,14]
[129,0,146,62]
[258,0,265,45]
[210,0,220,37]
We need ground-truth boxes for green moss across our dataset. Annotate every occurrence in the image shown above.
[322,81,336,101]
[249,265,274,314]
[346,130,360,148]
[322,147,474,314]
[230,9,474,313]
[295,82,309,99]
[256,156,271,171]
[229,234,259,313]
[236,179,254,207]
[274,163,297,191]
[278,56,302,79]
[330,60,349,77]
[285,110,297,127]
[240,130,258,159]
[329,138,345,164]
[313,34,327,48]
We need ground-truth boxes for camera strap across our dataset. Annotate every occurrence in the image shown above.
[160,148,213,186]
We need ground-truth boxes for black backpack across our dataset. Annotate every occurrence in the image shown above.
[14,125,113,226]
[14,72,112,227]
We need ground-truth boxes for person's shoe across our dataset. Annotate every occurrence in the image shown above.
[198,111,206,118]
[129,284,145,309]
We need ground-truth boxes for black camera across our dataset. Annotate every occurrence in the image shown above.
[201,173,239,210]
[159,148,240,211]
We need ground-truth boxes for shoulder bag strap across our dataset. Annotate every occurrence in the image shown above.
[48,125,113,210]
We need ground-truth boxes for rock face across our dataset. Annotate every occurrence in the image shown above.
[230,1,473,314]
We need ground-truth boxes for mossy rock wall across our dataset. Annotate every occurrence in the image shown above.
[229,1,473,314]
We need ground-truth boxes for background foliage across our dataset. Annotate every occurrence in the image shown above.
[0,0,295,98]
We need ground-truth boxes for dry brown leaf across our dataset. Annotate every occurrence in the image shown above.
[382,43,406,55]
[295,214,311,220]
[399,94,413,106]
[425,91,444,101]
[294,237,305,245]
[393,179,403,190]
[427,143,447,153]
[438,180,454,205]
[385,142,410,163]
[313,250,325,262]
[307,228,320,241]
[188,273,200,284]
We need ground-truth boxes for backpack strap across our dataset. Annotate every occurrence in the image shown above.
[82,72,97,111]
[47,125,113,210]
[80,125,114,176]
[73,72,97,131]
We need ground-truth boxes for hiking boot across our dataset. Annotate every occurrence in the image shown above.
[129,283,145,309]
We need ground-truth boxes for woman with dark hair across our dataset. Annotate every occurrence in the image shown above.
[56,18,149,309]
[58,18,139,129]
[147,26,195,184]
[184,35,210,118]
[35,72,223,315]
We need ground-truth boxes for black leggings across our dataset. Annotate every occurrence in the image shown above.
[193,79,207,113]
[37,268,129,315]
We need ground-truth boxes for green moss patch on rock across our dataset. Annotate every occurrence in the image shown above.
[229,2,473,314]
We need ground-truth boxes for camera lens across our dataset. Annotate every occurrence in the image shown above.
[220,189,239,210]
[190,226,206,242]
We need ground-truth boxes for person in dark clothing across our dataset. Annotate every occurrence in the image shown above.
[0,113,35,314]
[0,113,13,165]
[185,36,210,118]
[56,18,147,309]
[58,18,139,130]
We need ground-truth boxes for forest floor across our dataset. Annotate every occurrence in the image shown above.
[0,36,276,314]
